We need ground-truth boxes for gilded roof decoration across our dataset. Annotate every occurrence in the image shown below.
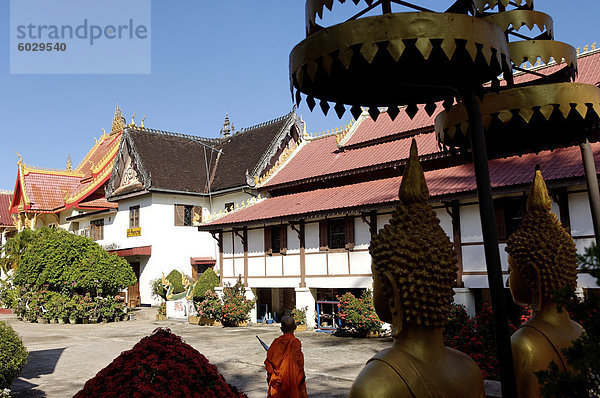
[290,12,512,121]
[435,83,600,155]
[111,105,125,134]
[507,40,577,76]
[484,10,553,38]
[474,0,534,13]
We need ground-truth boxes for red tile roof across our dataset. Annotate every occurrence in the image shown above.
[0,192,13,226]
[77,198,118,209]
[203,142,600,228]
[343,106,439,147]
[22,172,82,212]
[12,131,122,214]
[264,130,441,187]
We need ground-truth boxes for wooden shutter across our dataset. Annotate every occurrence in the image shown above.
[280,225,287,255]
[174,204,184,226]
[264,227,272,256]
[345,216,355,250]
[319,220,328,251]
[193,206,202,224]
[494,200,506,241]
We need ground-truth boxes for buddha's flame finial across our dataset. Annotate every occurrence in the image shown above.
[526,166,552,212]
[398,139,429,205]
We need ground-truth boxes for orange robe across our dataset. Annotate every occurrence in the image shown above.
[264,333,308,398]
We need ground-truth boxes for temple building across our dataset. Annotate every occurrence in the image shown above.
[199,47,600,328]
[8,105,303,306]
[0,191,16,247]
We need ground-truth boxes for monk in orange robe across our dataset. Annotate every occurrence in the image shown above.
[264,316,308,398]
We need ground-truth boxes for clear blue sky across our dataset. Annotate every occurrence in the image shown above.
[0,1,598,190]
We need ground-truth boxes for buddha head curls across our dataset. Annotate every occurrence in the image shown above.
[369,140,457,328]
[506,168,578,304]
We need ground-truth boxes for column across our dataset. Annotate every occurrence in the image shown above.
[295,287,316,329]
[453,287,476,317]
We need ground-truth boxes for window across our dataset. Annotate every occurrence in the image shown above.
[264,225,287,255]
[225,202,234,212]
[494,197,525,241]
[129,206,140,228]
[90,219,104,241]
[174,204,202,226]
[319,217,354,251]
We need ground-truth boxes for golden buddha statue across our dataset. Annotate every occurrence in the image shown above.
[350,140,484,398]
[506,168,583,398]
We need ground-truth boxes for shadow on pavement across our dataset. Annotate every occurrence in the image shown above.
[11,347,66,398]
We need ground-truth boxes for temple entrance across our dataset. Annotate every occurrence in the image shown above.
[127,262,141,307]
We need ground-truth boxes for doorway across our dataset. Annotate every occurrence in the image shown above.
[128,262,141,307]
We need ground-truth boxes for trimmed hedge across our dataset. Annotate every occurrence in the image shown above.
[14,227,136,296]
[192,269,219,303]
[165,270,185,295]
[0,321,28,389]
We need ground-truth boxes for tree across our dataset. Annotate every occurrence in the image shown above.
[14,227,136,296]
[0,228,38,274]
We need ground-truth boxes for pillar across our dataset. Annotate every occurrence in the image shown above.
[453,287,476,317]
[580,139,600,245]
[246,288,257,324]
[295,287,316,329]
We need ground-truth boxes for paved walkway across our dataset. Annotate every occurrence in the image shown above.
[2,308,392,397]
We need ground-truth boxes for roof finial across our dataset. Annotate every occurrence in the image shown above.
[526,165,552,212]
[111,104,125,134]
[222,112,232,137]
[398,139,429,205]
[130,112,136,127]
[140,114,146,128]
[66,155,72,172]
[16,151,23,166]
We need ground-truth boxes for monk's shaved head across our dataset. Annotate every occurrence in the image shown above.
[281,316,296,333]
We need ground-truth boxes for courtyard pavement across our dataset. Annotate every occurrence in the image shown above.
[2,308,392,397]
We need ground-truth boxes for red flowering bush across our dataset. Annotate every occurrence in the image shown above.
[75,328,247,398]
[444,303,519,380]
[337,290,383,337]
[221,279,254,327]
[196,290,222,320]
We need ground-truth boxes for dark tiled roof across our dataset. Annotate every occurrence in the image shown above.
[128,130,216,194]
[125,111,295,194]
[210,113,294,191]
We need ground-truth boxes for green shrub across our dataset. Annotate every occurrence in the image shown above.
[0,276,18,309]
[337,290,382,337]
[221,278,254,326]
[0,228,38,274]
[192,269,219,303]
[14,227,136,296]
[150,277,166,301]
[0,321,28,389]
[292,306,307,325]
[165,270,185,295]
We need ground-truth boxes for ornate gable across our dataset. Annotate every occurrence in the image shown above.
[106,129,151,199]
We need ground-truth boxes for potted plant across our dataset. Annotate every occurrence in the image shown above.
[156,302,167,321]
[196,290,222,326]
[292,306,308,332]
[220,279,254,327]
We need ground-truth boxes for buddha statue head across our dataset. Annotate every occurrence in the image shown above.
[369,140,458,336]
[506,168,578,311]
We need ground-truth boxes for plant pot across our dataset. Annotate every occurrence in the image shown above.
[89,317,98,324]
[69,318,77,324]
[156,314,166,321]
[214,320,222,327]
[48,318,57,324]
[82,318,89,324]
[114,316,120,322]
[199,317,215,326]
[366,331,380,338]
[57,318,67,324]
[296,324,307,332]
[121,314,128,321]
[38,317,49,324]
[188,316,200,325]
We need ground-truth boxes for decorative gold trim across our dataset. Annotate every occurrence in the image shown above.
[508,40,577,72]
[291,12,510,113]
[435,83,600,144]
[65,158,117,203]
[484,10,553,38]
[474,0,534,12]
